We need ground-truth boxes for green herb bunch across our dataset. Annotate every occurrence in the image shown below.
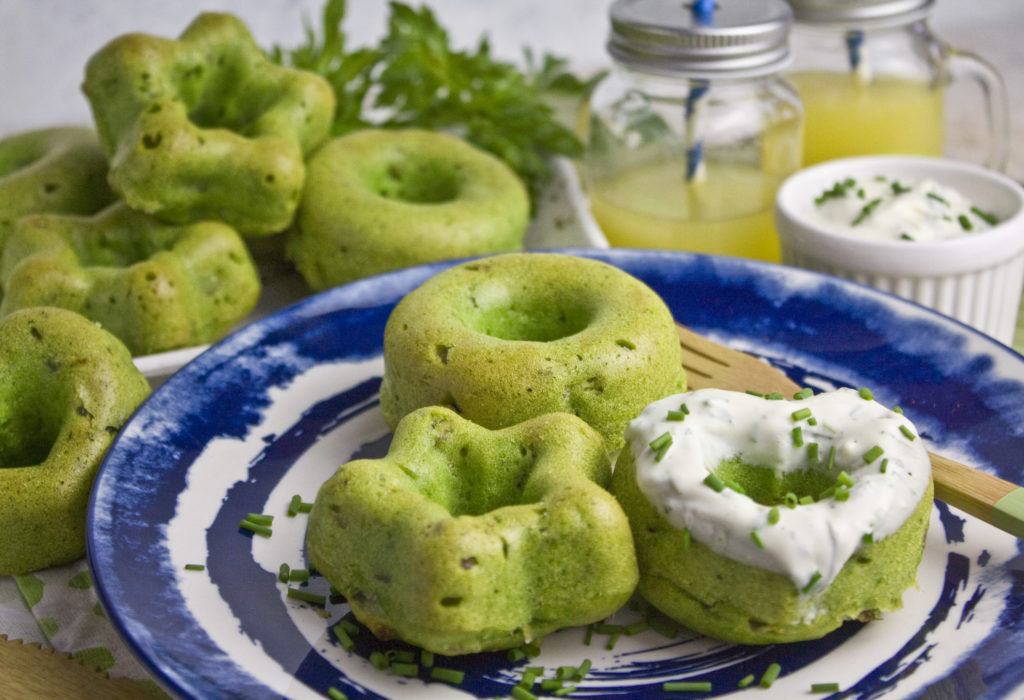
[268,0,602,206]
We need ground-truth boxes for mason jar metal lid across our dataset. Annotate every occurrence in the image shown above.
[785,0,934,27]
[607,0,794,78]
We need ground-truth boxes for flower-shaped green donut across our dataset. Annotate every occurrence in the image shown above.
[306,406,639,655]
[0,307,150,574]
[1,202,261,356]
[0,127,116,246]
[82,12,335,235]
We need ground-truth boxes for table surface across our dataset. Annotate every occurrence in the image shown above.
[1,1,1022,697]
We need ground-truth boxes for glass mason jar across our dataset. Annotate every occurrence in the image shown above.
[785,0,1009,170]
[581,0,803,262]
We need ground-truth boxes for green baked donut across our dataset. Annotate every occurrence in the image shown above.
[1,202,261,356]
[82,12,335,235]
[287,129,529,290]
[0,307,150,574]
[612,388,933,644]
[379,252,686,451]
[306,406,638,655]
[0,126,116,246]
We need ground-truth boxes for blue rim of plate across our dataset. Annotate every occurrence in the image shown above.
[87,249,1024,699]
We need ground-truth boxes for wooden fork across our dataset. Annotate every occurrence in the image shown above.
[676,323,1024,540]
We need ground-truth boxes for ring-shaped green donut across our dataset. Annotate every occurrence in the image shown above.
[0,202,261,356]
[287,129,530,290]
[0,307,150,574]
[0,127,116,246]
[379,252,686,450]
[307,406,638,655]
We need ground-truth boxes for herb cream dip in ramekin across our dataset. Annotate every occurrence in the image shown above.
[775,156,1024,345]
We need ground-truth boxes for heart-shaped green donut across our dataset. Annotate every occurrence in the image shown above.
[306,406,639,655]
[0,307,150,574]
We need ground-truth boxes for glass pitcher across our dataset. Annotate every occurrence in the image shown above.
[581,0,803,262]
[785,0,1009,170]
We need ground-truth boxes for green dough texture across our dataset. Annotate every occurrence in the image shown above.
[1,202,261,356]
[611,447,933,644]
[0,127,116,247]
[287,129,530,290]
[0,307,150,574]
[379,252,686,450]
[82,12,335,235]
[306,407,639,655]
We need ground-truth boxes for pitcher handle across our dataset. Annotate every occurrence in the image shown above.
[941,42,1011,173]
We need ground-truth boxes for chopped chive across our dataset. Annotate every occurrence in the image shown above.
[745,390,764,397]
[655,445,671,462]
[239,519,272,537]
[802,571,822,594]
[523,642,542,657]
[278,563,290,583]
[900,233,915,241]
[333,624,355,652]
[576,658,592,679]
[833,485,850,502]
[899,424,916,441]
[851,198,882,226]
[680,528,692,550]
[556,665,576,680]
[971,206,998,225]
[703,472,726,492]
[927,192,949,206]
[767,506,780,525]
[880,458,889,473]
[818,486,836,501]
[863,445,885,463]
[799,495,815,505]
[583,624,594,646]
[553,686,577,697]
[793,387,814,399]
[812,682,841,693]
[286,588,325,605]
[838,470,854,487]
[663,681,713,692]
[808,416,818,426]
[958,213,973,231]
[862,532,874,545]
[337,619,360,636]
[680,403,690,415]
[430,666,464,684]
[519,667,539,688]
[388,649,417,664]
[626,620,650,636]
[858,387,873,400]
[760,662,782,688]
[289,568,310,582]
[738,674,756,688]
[650,432,672,452]
[288,494,303,516]
[595,622,626,635]
[328,688,348,700]
[667,409,686,421]
[606,631,622,650]
[724,478,747,495]
[765,391,784,400]
[826,445,837,470]
[891,180,911,195]
[184,563,205,571]
[420,649,434,667]
[857,187,866,199]
[792,426,804,447]
[893,406,904,414]
[246,512,274,526]
[784,492,799,509]
[751,530,765,548]
[507,647,526,662]
[391,662,419,677]
[791,407,812,422]
[370,651,389,670]
[648,616,679,638]
[807,442,819,461]
[541,679,565,691]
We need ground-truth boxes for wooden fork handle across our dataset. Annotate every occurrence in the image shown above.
[931,452,1024,539]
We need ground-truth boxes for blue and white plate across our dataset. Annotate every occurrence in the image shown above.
[88,249,1024,699]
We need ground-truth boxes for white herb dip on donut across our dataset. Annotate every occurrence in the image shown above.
[627,387,932,594]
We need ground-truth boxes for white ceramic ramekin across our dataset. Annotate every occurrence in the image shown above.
[775,156,1024,345]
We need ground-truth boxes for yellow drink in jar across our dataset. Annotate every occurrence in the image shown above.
[588,160,784,262]
[789,72,944,166]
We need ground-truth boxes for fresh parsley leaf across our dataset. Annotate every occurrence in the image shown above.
[269,0,598,207]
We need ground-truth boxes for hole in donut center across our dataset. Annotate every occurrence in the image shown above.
[0,391,63,469]
[369,157,460,204]
[463,289,592,342]
[714,458,837,505]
